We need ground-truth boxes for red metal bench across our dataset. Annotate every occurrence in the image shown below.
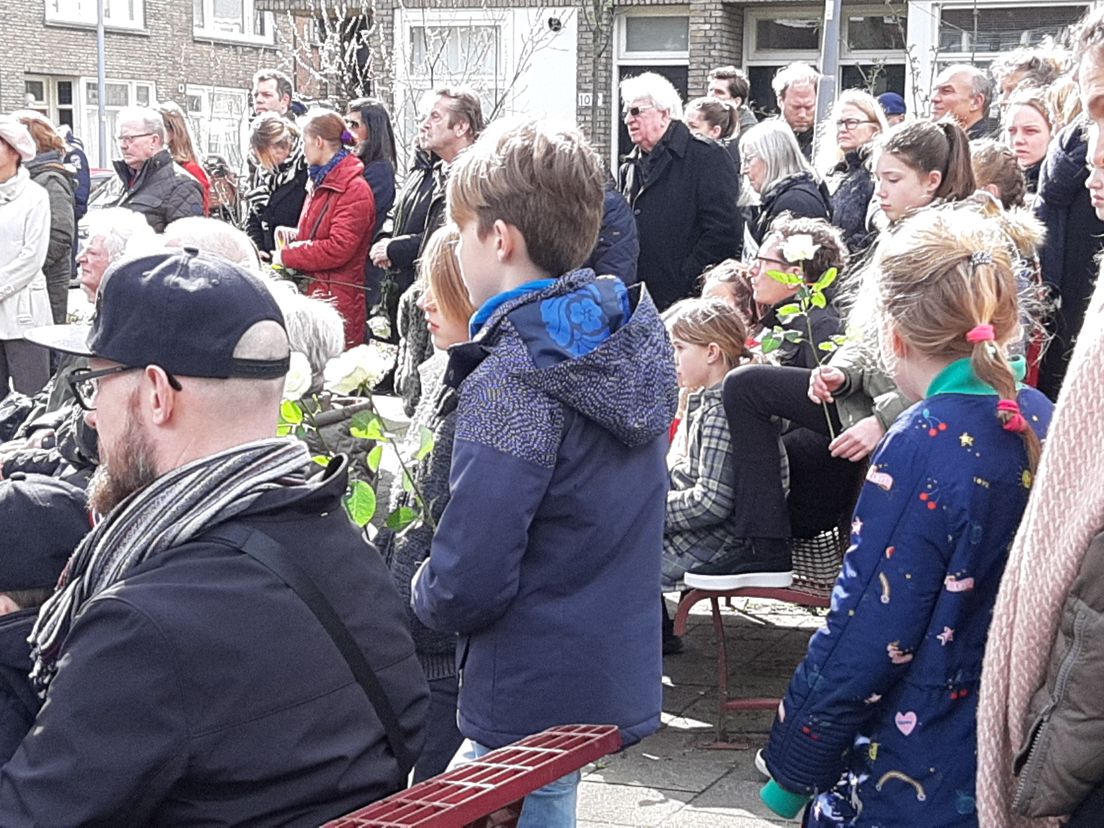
[323,724,622,827]
[672,524,846,746]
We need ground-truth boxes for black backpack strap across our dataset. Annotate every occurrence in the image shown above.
[205,522,417,778]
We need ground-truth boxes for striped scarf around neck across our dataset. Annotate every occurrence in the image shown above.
[30,437,312,694]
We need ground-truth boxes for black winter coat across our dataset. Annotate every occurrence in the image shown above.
[1034,121,1104,400]
[384,150,436,292]
[0,458,428,827]
[111,148,203,233]
[585,186,640,285]
[245,160,308,255]
[750,171,832,246]
[827,150,876,254]
[619,120,741,310]
[0,611,39,765]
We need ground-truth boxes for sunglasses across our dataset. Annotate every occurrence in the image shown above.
[623,104,656,119]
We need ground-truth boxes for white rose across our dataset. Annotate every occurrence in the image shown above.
[368,315,392,340]
[322,342,397,394]
[323,350,367,394]
[282,351,313,400]
[781,234,819,264]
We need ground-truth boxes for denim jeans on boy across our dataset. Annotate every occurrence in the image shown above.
[449,739,582,827]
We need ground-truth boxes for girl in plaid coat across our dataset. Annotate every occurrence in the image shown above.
[662,298,756,589]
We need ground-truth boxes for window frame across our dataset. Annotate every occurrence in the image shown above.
[934,2,1088,62]
[616,6,690,64]
[192,0,274,46]
[184,83,251,172]
[44,0,145,31]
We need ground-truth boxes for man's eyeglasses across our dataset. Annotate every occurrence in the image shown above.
[835,118,875,131]
[623,104,655,119]
[755,255,793,269]
[68,365,182,412]
[115,132,156,146]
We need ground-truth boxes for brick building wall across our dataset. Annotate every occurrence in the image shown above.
[0,0,294,129]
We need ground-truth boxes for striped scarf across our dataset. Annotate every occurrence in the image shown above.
[30,437,312,693]
[245,140,306,214]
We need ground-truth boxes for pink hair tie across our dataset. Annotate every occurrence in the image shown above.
[966,324,995,344]
[997,399,1028,433]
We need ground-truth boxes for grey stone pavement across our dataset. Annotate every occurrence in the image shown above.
[577,597,826,827]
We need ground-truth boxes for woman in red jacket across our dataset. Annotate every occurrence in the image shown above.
[278,110,375,349]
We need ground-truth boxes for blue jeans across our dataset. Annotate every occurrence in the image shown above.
[413,675,465,783]
[450,739,581,827]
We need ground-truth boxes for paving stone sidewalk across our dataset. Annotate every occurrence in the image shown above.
[578,598,826,827]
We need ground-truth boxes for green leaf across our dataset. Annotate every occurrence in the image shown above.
[386,506,418,531]
[782,329,804,342]
[312,454,331,467]
[813,267,838,291]
[402,472,414,493]
[766,268,803,286]
[831,334,848,346]
[350,411,386,441]
[366,444,383,473]
[818,341,838,352]
[416,427,435,461]
[810,291,827,309]
[760,337,781,355]
[345,480,377,526]
[280,400,303,425]
[776,303,801,319]
[276,423,294,438]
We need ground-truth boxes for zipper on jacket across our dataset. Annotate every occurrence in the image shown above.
[1011,607,1089,814]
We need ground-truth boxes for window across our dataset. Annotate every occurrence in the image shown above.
[45,0,144,29]
[745,6,909,115]
[625,16,689,53]
[185,85,250,171]
[193,0,273,44]
[938,5,1085,55]
[409,25,500,80]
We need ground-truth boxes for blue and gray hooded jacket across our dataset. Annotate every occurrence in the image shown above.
[412,269,677,750]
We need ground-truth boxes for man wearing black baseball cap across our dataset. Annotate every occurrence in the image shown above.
[2,250,427,825]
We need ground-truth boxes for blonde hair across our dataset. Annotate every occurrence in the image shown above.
[419,225,474,327]
[447,116,604,278]
[157,101,200,166]
[666,297,751,371]
[874,208,1042,472]
[250,112,301,168]
[1002,84,1055,134]
[1045,75,1081,132]
[817,89,888,174]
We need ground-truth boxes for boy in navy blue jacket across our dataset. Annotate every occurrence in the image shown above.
[412,117,677,825]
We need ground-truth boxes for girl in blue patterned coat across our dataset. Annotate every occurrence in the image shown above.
[760,206,1053,826]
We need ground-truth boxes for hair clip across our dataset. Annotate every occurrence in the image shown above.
[970,250,993,267]
[997,399,1028,433]
[966,324,995,344]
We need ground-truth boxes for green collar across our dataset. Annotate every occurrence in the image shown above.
[926,355,1027,397]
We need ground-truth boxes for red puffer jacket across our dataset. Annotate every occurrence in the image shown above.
[282,153,375,348]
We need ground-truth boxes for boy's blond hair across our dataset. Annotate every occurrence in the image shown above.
[447,116,604,278]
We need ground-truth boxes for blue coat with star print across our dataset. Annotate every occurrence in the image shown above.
[764,369,1053,827]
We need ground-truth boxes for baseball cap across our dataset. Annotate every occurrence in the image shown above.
[0,474,90,592]
[878,92,907,116]
[27,248,290,380]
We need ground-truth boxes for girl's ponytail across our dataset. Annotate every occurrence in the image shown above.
[935,120,977,202]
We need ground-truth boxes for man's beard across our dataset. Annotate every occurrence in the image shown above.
[87,404,160,516]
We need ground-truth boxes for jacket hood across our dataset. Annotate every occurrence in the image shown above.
[26,151,76,187]
[1038,121,1089,207]
[467,271,677,447]
[218,452,352,522]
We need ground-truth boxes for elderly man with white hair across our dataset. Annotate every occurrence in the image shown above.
[110,106,203,232]
[617,71,740,311]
